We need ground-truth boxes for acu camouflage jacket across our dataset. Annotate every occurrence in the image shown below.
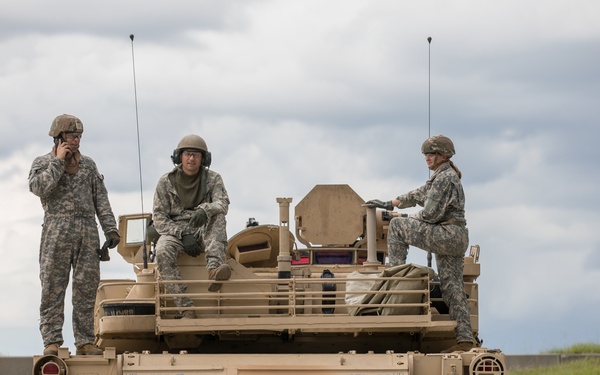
[396,162,466,226]
[152,166,229,239]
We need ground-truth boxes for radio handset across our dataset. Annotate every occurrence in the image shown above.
[54,135,71,157]
[54,135,65,147]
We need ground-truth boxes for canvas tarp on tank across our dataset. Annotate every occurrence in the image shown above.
[346,264,435,316]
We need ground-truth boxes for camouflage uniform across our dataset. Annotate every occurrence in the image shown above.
[29,152,118,348]
[153,166,229,308]
[387,162,474,344]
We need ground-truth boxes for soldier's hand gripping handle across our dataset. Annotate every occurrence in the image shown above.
[365,199,394,210]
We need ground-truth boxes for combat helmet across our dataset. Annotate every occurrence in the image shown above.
[171,134,211,166]
[421,135,455,157]
[176,135,208,153]
[49,114,84,137]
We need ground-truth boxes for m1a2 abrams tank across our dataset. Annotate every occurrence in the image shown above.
[33,184,506,374]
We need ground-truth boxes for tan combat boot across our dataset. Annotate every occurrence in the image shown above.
[441,341,474,353]
[208,264,231,292]
[76,343,103,355]
[43,343,60,356]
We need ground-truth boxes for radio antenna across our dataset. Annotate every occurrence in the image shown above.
[427,36,432,140]
[130,34,148,269]
[427,36,433,268]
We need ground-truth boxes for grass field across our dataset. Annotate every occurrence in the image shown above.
[509,343,600,375]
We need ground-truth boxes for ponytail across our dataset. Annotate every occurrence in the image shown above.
[449,160,462,179]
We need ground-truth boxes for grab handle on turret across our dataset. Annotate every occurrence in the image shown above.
[97,242,110,262]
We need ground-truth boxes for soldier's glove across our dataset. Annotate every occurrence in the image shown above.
[146,221,160,244]
[103,232,121,249]
[181,233,201,257]
[97,242,111,261]
[189,208,208,227]
[365,199,393,210]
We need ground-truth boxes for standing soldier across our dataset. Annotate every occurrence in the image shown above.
[153,134,231,319]
[29,114,120,356]
[366,135,476,353]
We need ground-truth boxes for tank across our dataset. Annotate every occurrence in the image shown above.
[33,184,506,374]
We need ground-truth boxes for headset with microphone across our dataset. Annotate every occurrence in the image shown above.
[171,148,212,168]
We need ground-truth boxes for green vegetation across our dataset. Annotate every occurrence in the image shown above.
[509,343,600,375]
[543,342,600,354]
[509,358,600,375]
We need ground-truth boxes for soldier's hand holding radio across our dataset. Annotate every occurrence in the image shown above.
[55,137,72,160]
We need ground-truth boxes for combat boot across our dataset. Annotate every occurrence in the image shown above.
[181,310,197,319]
[43,343,60,356]
[208,264,231,292]
[441,341,474,353]
[76,343,103,355]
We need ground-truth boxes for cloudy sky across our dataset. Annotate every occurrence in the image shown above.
[1,0,598,356]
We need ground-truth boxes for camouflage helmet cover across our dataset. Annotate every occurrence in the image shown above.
[49,114,84,137]
[421,135,455,157]
[176,134,208,153]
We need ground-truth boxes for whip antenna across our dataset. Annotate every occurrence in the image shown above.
[427,36,433,268]
[130,34,148,269]
[427,36,432,140]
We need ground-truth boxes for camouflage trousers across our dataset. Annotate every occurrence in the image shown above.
[155,213,228,308]
[38,216,100,348]
[387,216,474,343]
